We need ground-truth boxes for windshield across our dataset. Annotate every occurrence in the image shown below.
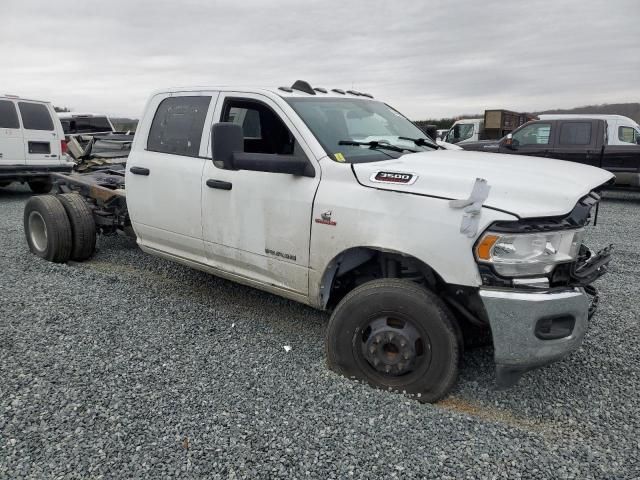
[285,97,435,163]
[445,122,475,144]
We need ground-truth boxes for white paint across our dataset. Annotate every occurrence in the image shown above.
[126,86,614,310]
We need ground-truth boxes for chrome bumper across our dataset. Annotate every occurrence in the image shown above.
[479,287,590,388]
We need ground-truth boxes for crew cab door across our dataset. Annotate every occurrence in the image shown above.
[126,91,219,263]
[0,100,25,165]
[201,93,320,295]
[17,101,60,165]
[601,122,640,173]
[550,120,602,168]
[504,121,553,157]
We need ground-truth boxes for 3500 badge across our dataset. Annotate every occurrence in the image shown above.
[370,171,418,185]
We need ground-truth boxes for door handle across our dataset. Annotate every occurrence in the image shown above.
[206,179,232,190]
[130,166,150,176]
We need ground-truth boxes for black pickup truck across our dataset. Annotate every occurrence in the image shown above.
[460,116,640,186]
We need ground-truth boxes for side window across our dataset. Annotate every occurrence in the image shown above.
[18,102,54,131]
[512,122,551,146]
[221,99,295,156]
[0,100,20,129]
[147,96,211,157]
[618,126,639,144]
[559,122,592,145]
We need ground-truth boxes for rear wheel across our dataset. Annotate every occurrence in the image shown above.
[28,179,53,194]
[23,195,72,263]
[325,279,460,403]
[57,193,96,261]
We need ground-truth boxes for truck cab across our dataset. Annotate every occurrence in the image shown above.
[24,81,615,402]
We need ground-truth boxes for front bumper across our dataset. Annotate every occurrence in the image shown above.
[480,287,592,388]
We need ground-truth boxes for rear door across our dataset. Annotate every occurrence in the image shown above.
[601,123,640,173]
[125,91,219,264]
[17,101,61,165]
[0,99,25,165]
[549,120,601,168]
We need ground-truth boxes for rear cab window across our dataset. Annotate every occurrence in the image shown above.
[18,102,54,131]
[61,117,113,134]
[147,96,211,157]
[0,100,20,129]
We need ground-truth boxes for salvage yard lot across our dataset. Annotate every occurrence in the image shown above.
[1,185,639,479]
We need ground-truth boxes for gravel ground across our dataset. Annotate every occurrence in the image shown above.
[1,184,639,479]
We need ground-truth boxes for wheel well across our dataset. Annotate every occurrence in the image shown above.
[320,248,442,310]
[320,248,491,345]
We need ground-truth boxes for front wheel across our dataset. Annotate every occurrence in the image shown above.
[325,279,460,403]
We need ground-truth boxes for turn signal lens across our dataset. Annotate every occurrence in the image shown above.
[476,234,499,260]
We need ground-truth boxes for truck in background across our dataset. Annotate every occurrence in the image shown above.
[460,114,640,187]
[443,110,537,145]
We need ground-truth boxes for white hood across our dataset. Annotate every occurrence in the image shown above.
[352,150,614,218]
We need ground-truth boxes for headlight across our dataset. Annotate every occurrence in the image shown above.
[475,229,584,277]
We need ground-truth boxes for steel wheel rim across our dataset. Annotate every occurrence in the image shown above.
[356,313,432,383]
[28,211,48,252]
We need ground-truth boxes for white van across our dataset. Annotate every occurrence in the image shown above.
[0,95,73,193]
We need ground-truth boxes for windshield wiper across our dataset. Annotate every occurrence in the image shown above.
[338,139,416,153]
[398,136,440,149]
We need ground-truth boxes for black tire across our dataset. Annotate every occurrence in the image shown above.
[23,195,72,263]
[28,180,53,194]
[57,193,96,261]
[0,181,11,188]
[326,279,460,403]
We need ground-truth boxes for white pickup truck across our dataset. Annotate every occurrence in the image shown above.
[23,81,614,402]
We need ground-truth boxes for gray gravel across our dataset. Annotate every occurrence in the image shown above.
[1,183,639,479]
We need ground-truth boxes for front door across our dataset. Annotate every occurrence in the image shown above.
[505,121,554,158]
[17,101,60,166]
[0,100,24,165]
[126,91,219,263]
[201,93,320,295]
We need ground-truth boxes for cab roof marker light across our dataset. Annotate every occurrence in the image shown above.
[331,88,346,95]
[313,87,328,93]
[290,80,316,95]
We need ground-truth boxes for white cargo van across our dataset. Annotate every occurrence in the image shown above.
[0,95,73,193]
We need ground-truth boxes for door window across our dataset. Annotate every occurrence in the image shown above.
[221,99,295,157]
[559,122,592,145]
[18,102,54,131]
[147,96,211,157]
[512,123,551,146]
[618,126,640,144]
[0,101,20,129]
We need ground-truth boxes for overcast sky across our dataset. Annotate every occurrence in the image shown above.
[2,0,638,119]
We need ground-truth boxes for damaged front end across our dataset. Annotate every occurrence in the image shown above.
[473,190,613,388]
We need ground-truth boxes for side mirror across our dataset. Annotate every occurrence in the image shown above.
[212,122,244,169]
[504,133,518,149]
[211,121,314,177]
